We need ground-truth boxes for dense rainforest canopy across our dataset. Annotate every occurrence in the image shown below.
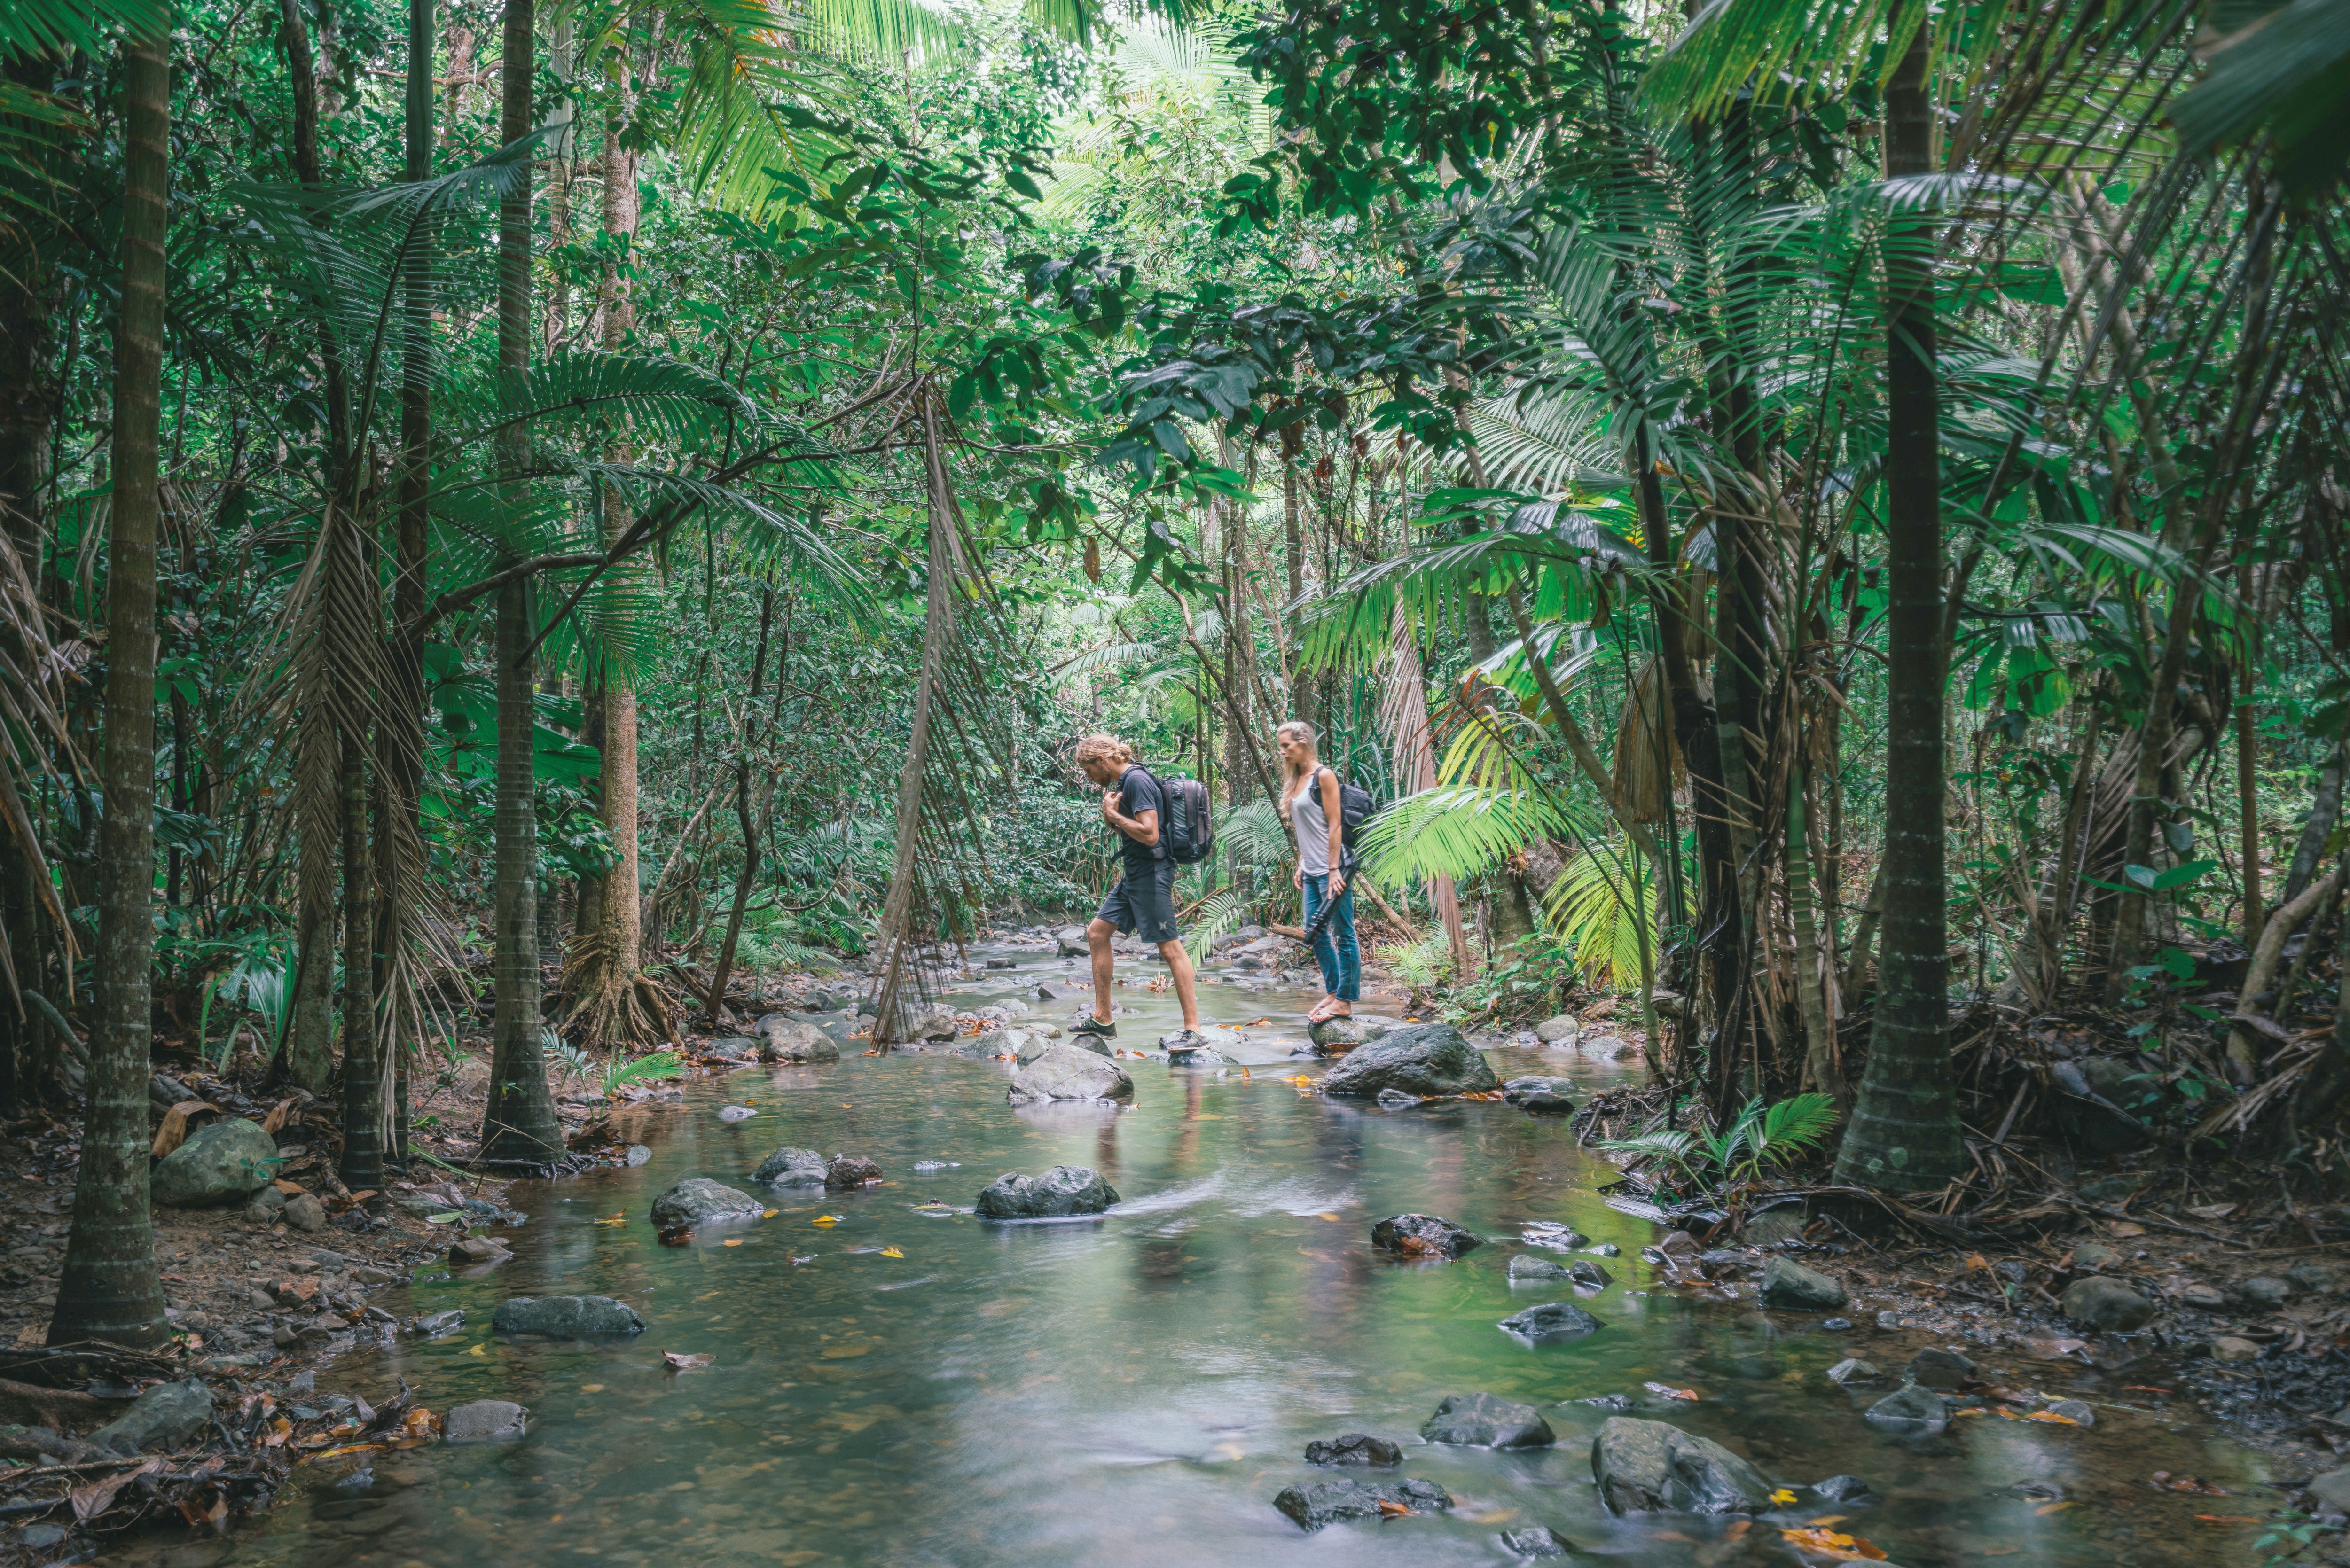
[3,0,2350,1364]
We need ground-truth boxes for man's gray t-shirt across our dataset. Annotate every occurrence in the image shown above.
[1115,765,1164,875]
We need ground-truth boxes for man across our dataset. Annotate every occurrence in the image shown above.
[1073,733,1206,1053]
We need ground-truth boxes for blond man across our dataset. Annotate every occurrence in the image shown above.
[1073,733,1205,1051]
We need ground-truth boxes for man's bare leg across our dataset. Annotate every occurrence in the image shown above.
[1157,938,1201,1030]
[1086,917,1117,1025]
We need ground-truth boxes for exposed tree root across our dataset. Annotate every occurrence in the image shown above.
[559,930,678,1050]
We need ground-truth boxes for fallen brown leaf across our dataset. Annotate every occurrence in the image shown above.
[664,1351,716,1371]
[72,1458,164,1521]
[149,1100,217,1158]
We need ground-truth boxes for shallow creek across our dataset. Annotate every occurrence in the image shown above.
[148,944,2269,1568]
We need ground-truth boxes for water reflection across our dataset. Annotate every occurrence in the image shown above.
[156,948,2265,1568]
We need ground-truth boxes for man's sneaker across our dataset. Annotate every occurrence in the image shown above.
[1072,1015,1117,1039]
[1163,1030,1207,1055]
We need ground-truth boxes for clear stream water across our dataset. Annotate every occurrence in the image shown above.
[131,945,2270,1568]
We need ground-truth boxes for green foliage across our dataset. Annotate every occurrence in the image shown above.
[1598,1095,1841,1193]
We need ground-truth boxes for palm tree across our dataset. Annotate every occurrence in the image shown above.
[48,17,172,1348]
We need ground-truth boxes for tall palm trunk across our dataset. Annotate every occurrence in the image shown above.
[1835,12,1964,1187]
[480,0,561,1162]
[50,25,172,1349]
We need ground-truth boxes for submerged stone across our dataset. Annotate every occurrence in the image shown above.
[1590,1417,1774,1514]
[1498,1301,1604,1345]
[1421,1392,1555,1449]
[973,1165,1119,1218]
[1371,1214,1479,1258]
[1273,1477,1452,1530]
[1304,1433,1401,1467]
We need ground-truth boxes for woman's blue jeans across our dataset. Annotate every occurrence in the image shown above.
[1303,873,1360,1002]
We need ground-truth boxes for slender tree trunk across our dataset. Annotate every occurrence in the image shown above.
[337,731,380,1187]
[51,25,172,1348]
[1788,759,1844,1104]
[705,585,775,1024]
[480,0,561,1162]
[1380,604,1471,975]
[1835,13,1964,1188]
[1282,427,1316,731]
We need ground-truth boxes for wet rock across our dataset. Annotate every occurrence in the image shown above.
[1522,1222,1589,1250]
[2212,1335,2263,1363]
[2062,1274,2154,1332]
[650,1178,764,1228]
[1576,1393,1637,1412]
[444,1400,531,1444]
[754,1017,839,1063]
[1510,1255,1572,1282]
[955,1028,1029,1060]
[1320,1022,1501,1098]
[912,1159,959,1171]
[1006,1042,1134,1105]
[1054,927,1089,958]
[1305,1433,1401,1467]
[2308,1467,2350,1514]
[2071,1241,2124,1272]
[1743,1209,1808,1247]
[985,958,1017,969]
[1590,1416,1774,1513]
[1588,1242,1622,1258]
[2177,1280,2228,1310]
[1906,1347,1976,1389]
[1656,1230,1700,1258]
[2288,1261,2339,1295]
[707,1037,760,1061]
[1420,1392,1555,1448]
[2043,1399,2095,1425]
[1500,1525,1578,1557]
[87,1379,212,1455]
[151,1117,280,1207]
[1498,1302,1604,1344]
[1760,1256,1847,1311]
[1822,1318,1853,1332]
[825,1155,883,1190]
[1308,1016,1392,1049]
[490,1295,645,1337]
[1371,1214,1480,1259]
[1164,1042,1237,1065]
[241,1186,290,1224]
[1812,1475,1871,1502]
[905,1004,962,1041]
[2236,1276,2292,1310]
[1826,1358,1884,1386]
[1534,1014,1580,1045]
[1863,1384,1949,1436]
[752,1147,827,1186]
[624,1145,652,1167]
[973,1165,1119,1218]
[283,1192,329,1233]
[1502,1076,1576,1113]
[1375,1087,1423,1109]
[718,1105,757,1123]
[1569,1260,1614,1291]
[448,1237,512,1266]
[1273,1477,1451,1530]
[407,1309,464,1338]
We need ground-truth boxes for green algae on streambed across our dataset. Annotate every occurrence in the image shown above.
[119,948,2272,1568]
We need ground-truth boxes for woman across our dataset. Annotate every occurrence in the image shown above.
[1275,720,1359,1023]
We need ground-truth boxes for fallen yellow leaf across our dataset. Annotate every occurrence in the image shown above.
[1771,1489,1798,1505]
[1779,1525,1886,1560]
[880,1247,904,1258]
[467,1343,487,1357]
[762,1209,779,1218]
[1318,1213,1341,1222]
[813,1215,843,1226]
[2023,1409,2079,1425]
[722,1239,745,1247]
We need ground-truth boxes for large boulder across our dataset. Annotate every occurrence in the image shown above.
[1006,1042,1133,1105]
[1420,1393,1555,1449]
[491,1295,646,1337]
[1534,1015,1581,1046]
[87,1379,212,1455]
[1590,1418,1774,1514]
[650,1178,764,1229]
[2062,1275,2154,1332]
[151,1117,279,1207]
[1371,1214,1480,1259]
[1320,1023,1500,1098]
[1273,1477,1452,1530]
[752,1147,828,1186]
[753,1016,839,1063]
[974,1166,1119,1218]
[1498,1301,1604,1344]
[1759,1256,1848,1311]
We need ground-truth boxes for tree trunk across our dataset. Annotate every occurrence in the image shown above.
[1380,603,1471,976]
[50,24,172,1348]
[479,0,561,1162]
[1788,759,1844,1104]
[705,585,775,1025]
[337,729,381,1187]
[1835,12,1964,1189]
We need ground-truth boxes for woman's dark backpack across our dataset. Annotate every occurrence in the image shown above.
[1325,768,1380,864]
[1144,768,1215,864]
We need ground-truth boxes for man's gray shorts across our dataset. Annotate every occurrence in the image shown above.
[1095,858,1180,945]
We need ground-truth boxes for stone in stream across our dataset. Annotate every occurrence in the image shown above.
[904,1004,961,1041]
[718,1106,757,1123]
[1509,1255,1572,1283]
[1588,1242,1622,1258]
[87,1379,212,1455]
[1166,1045,1238,1066]
[1005,1042,1133,1105]
[1499,1526,1579,1557]
[2042,1398,2096,1426]
[1273,1476,1452,1530]
[1590,1417,1774,1513]
[752,1147,828,1186]
[1498,1301,1604,1345]
[448,1237,512,1266]
[1055,927,1089,957]
[1308,1016,1391,1050]
[707,1037,759,1061]
[1502,1076,1576,1113]
[407,1309,465,1338]
[1420,1392,1556,1449]
[150,1117,280,1207]
[1534,1014,1581,1045]
[954,1028,1029,1060]
[1521,1222,1590,1251]
[2308,1468,2350,1514]
[1812,1474,1872,1502]
[912,1160,959,1172]
[1319,1022,1501,1098]
[985,958,1018,969]
[1863,1384,1950,1436]
[2061,1274,2154,1331]
[1375,1087,1423,1109]
[1759,1256,1848,1311]
[825,1155,883,1189]
[624,1145,653,1167]
[1569,1260,1613,1292]
[1825,1357,1884,1386]
[1371,1214,1480,1259]
[1906,1347,1976,1389]
[650,1178,764,1229]
[973,1165,1119,1219]
[443,1400,531,1444]
[753,1016,839,1063]
[1304,1433,1401,1467]
[491,1295,646,1337]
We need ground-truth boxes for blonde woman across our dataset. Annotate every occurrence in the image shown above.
[1073,733,1205,1050]
[1275,720,1358,1023]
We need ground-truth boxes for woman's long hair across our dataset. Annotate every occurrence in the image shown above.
[1276,719,1319,811]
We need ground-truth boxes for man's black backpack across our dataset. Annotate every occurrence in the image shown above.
[1155,771,1215,864]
